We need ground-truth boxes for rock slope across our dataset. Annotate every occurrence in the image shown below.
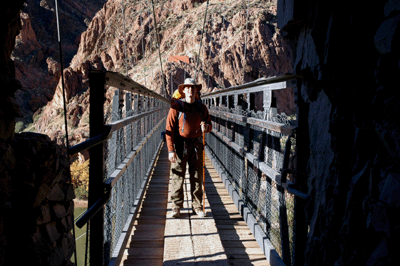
[12,0,107,131]
[28,0,292,146]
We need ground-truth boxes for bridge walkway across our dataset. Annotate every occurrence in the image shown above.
[120,143,269,266]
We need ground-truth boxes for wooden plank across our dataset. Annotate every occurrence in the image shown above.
[163,171,195,265]
[129,240,163,248]
[225,247,266,256]
[221,240,264,248]
[204,155,271,266]
[121,143,270,266]
[126,248,164,259]
[163,165,229,265]
[123,259,162,266]
[119,144,170,266]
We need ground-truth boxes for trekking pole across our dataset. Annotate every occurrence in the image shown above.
[201,122,206,213]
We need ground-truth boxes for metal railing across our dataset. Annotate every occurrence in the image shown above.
[69,71,169,265]
[68,70,307,266]
[202,74,308,266]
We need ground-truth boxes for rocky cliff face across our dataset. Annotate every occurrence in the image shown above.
[278,0,400,265]
[12,0,107,132]
[28,0,292,146]
[1,2,76,265]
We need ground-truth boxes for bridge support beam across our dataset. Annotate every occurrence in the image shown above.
[89,70,106,266]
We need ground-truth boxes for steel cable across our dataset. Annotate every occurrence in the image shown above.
[150,0,167,96]
[194,0,210,81]
[54,1,78,264]
[242,0,250,84]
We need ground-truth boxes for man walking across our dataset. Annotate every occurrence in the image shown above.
[165,78,212,218]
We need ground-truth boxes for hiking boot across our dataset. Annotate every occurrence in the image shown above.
[170,207,180,218]
[193,208,206,218]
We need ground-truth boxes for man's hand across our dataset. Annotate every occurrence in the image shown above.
[201,122,209,133]
[169,151,177,163]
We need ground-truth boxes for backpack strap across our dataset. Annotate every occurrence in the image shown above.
[176,99,204,133]
[176,100,185,133]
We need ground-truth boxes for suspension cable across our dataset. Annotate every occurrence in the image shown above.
[122,0,128,75]
[194,0,210,82]
[242,0,250,84]
[150,0,166,96]
[140,10,146,86]
[54,0,77,264]
[218,14,225,89]
[207,11,213,90]
[54,0,70,153]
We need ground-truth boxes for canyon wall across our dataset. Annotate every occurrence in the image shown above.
[278,0,400,265]
[1,1,292,265]
[29,0,293,147]
[13,0,107,132]
[1,2,75,265]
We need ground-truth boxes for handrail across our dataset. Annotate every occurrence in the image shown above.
[108,107,167,133]
[203,74,308,266]
[80,70,169,265]
[69,108,168,156]
[68,126,112,155]
[75,117,166,229]
[202,74,299,98]
[76,190,111,228]
[211,109,295,135]
[105,71,169,103]
[105,117,166,189]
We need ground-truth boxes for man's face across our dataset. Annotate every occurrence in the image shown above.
[183,86,197,98]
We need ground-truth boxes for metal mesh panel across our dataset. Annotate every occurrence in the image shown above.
[264,130,285,172]
[102,91,167,264]
[206,124,295,265]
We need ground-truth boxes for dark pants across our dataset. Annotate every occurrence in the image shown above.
[170,136,203,209]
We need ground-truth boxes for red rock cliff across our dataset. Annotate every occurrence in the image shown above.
[30,0,292,146]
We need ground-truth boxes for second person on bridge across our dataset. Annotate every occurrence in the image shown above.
[165,78,212,218]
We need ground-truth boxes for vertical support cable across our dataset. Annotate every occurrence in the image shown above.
[194,0,210,82]
[150,0,166,96]
[242,0,250,84]
[54,0,70,152]
[54,1,77,264]
[207,12,213,90]
[218,15,226,89]
[122,0,128,75]
[140,11,146,86]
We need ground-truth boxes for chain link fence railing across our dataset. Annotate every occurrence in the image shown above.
[203,75,304,266]
[103,90,167,265]
[70,71,169,266]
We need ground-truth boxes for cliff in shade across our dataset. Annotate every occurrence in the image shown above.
[28,0,292,147]
[12,0,107,132]
[2,0,400,265]
[1,2,77,265]
[278,0,400,265]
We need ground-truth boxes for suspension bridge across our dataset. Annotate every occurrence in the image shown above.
[68,70,304,266]
[50,1,308,265]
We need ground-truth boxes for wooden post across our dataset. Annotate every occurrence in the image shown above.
[89,70,106,265]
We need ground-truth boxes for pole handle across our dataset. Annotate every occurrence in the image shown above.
[201,121,206,213]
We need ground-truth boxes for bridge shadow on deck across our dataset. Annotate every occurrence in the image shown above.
[204,157,269,266]
[121,143,268,266]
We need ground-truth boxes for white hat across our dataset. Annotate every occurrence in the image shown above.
[177,78,202,94]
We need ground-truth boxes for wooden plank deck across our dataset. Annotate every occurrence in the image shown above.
[120,143,270,266]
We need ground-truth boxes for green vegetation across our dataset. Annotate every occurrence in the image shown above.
[71,207,89,266]
[71,159,89,200]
